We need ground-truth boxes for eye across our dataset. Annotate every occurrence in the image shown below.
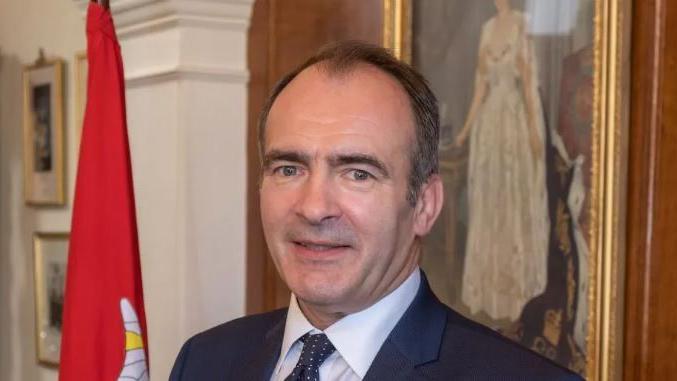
[275,165,298,177]
[349,169,373,181]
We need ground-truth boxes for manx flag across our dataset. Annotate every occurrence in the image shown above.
[60,3,149,380]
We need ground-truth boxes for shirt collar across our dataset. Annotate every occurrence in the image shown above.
[277,293,317,369]
[277,268,421,378]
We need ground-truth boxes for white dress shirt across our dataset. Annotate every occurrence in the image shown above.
[271,268,421,381]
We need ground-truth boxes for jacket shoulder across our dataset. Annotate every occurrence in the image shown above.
[191,308,286,347]
[169,308,287,381]
[432,307,583,380]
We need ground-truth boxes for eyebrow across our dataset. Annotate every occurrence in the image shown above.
[329,153,390,178]
[262,149,311,169]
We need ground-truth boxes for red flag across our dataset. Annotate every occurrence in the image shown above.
[60,3,149,380]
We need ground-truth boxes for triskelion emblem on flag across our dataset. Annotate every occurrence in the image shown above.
[118,298,149,381]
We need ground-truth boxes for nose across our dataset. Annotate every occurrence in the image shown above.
[295,172,340,225]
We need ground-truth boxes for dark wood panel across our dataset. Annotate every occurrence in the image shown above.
[270,0,383,80]
[623,0,677,379]
[247,0,384,313]
[645,0,677,377]
[245,0,270,314]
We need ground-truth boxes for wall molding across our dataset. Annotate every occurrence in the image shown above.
[74,0,254,36]
[125,64,248,87]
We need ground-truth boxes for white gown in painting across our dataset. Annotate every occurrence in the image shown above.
[456,10,550,322]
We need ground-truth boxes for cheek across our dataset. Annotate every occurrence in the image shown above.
[259,193,275,229]
[260,184,291,236]
[260,177,298,212]
[338,189,406,243]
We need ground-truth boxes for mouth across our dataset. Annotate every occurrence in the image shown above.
[291,240,352,258]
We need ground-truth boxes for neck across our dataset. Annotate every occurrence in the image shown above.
[296,300,346,330]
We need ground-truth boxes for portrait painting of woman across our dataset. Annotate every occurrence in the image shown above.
[407,0,598,374]
[453,0,550,323]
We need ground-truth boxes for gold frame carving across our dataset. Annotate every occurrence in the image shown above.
[382,0,412,63]
[383,1,631,379]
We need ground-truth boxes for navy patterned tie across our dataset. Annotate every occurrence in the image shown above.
[285,333,336,381]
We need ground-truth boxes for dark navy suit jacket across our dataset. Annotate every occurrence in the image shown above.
[169,275,583,380]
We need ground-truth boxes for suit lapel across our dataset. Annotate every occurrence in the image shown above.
[238,311,286,381]
[364,272,448,380]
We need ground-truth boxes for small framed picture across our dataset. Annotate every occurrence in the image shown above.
[23,58,65,206]
[33,232,69,366]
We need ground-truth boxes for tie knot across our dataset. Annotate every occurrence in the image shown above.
[284,333,336,381]
[297,333,335,368]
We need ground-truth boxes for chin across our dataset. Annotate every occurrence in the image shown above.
[291,277,350,307]
[296,291,343,308]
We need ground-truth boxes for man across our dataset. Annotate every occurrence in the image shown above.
[169,41,582,380]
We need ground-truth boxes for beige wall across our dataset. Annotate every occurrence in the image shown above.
[0,0,85,379]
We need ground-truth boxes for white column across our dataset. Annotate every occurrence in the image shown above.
[75,1,253,378]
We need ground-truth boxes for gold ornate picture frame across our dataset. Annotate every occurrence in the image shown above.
[383,1,630,379]
[22,58,65,206]
[33,232,69,366]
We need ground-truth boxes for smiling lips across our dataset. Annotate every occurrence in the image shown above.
[292,240,351,257]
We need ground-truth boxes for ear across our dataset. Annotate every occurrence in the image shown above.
[413,174,444,236]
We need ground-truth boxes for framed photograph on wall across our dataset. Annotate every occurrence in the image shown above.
[33,232,69,366]
[384,0,630,379]
[23,58,65,206]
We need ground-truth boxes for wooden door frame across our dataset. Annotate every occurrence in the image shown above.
[623,0,677,379]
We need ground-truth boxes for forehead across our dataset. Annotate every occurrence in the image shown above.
[265,64,415,154]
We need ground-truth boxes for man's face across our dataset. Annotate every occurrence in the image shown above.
[260,65,432,316]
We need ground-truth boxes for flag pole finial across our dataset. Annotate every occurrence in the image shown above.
[90,0,110,10]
